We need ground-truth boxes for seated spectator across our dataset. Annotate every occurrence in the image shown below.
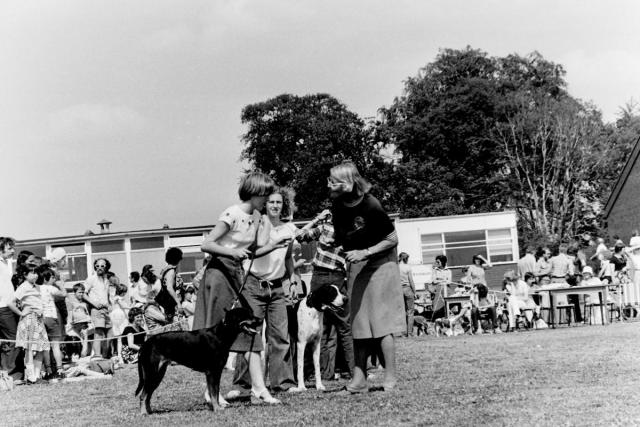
[504,271,538,330]
[121,307,147,364]
[65,283,91,357]
[470,283,500,334]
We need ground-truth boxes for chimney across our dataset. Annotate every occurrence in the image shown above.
[97,219,112,233]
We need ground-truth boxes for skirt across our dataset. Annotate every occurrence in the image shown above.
[347,249,406,339]
[192,256,260,352]
[16,312,50,351]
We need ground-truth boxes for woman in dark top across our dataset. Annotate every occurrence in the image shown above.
[121,307,147,364]
[329,162,405,393]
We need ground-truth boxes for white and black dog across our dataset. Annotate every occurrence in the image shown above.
[288,284,345,393]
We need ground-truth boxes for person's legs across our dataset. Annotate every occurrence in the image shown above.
[402,288,414,337]
[92,328,105,357]
[0,307,22,380]
[246,351,280,404]
[231,276,267,392]
[320,314,338,380]
[379,335,396,389]
[347,339,368,391]
[265,285,294,390]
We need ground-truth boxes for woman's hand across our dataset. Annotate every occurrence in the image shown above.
[315,209,331,222]
[230,248,251,261]
[345,249,369,263]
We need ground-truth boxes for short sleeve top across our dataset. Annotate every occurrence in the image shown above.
[14,282,44,314]
[215,205,267,250]
[247,220,298,281]
[331,194,395,251]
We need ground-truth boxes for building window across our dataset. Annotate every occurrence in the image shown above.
[179,252,205,285]
[131,237,164,251]
[420,228,514,267]
[53,243,87,282]
[92,240,125,253]
[13,244,46,257]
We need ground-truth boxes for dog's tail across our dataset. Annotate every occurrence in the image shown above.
[135,342,148,397]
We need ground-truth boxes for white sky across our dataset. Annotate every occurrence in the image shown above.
[2,0,639,240]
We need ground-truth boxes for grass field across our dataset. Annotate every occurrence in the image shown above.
[3,322,640,426]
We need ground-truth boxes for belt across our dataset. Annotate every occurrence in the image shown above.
[249,273,283,289]
[551,276,566,278]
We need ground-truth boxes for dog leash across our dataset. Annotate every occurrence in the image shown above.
[229,212,261,311]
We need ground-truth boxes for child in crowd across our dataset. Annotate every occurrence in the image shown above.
[40,267,67,380]
[121,307,147,364]
[66,283,92,357]
[14,260,50,383]
[108,273,130,362]
[182,285,196,330]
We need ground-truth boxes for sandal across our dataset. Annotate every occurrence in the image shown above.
[250,388,281,405]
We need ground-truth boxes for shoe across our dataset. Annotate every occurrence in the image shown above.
[250,388,281,405]
[225,389,250,401]
[55,371,66,381]
[493,328,502,334]
[335,384,369,395]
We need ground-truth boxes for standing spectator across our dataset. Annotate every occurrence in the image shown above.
[549,244,574,283]
[40,267,67,380]
[231,187,297,394]
[329,162,405,393]
[296,209,355,381]
[108,274,129,362]
[132,265,161,305]
[517,246,537,279]
[48,248,70,341]
[156,247,185,322]
[430,255,453,320]
[535,247,552,279]
[610,241,627,274]
[83,258,113,358]
[65,283,91,357]
[194,171,282,406]
[398,253,416,337]
[182,286,196,330]
[14,257,49,383]
[467,254,492,286]
[0,237,22,383]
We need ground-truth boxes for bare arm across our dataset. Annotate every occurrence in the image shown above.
[201,221,251,260]
[344,231,398,263]
[163,269,182,311]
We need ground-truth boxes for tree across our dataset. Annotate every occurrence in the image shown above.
[240,94,380,218]
[492,94,610,242]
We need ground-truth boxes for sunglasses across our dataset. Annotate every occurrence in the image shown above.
[95,265,107,268]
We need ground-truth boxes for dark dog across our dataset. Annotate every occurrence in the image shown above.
[289,284,345,393]
[135,306,260,415]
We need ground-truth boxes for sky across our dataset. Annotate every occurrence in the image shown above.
[2,0,640,240]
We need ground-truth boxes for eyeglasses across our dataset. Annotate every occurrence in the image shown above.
[95,264,107,268]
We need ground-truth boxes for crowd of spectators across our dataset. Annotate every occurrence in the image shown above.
[0,237,197,385]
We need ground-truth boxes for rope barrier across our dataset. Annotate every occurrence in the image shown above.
[0,322,179,345]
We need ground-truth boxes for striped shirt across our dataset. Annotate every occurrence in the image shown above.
[297,222,346,273]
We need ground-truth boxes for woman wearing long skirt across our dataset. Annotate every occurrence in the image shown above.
[193,172,286,406]
[328,162,405,393]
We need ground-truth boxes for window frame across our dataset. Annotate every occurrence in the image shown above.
[420,228,516,267]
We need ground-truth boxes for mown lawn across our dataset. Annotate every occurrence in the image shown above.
[3,322,640,426]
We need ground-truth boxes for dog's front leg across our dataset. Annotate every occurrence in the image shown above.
[288,341,307,392]
[311,338,325,391]
[206,370,225,411]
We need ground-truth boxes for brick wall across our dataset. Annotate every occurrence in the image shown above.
[607,155,640,243]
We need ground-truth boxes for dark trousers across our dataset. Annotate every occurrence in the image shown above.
[0,307,22,380]
[310,268,354,380]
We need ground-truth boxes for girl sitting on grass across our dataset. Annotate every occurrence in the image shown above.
[121,307,147,364]
[14,258,50,383]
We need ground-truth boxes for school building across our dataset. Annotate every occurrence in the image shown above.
[14,211,519,290]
